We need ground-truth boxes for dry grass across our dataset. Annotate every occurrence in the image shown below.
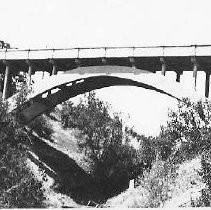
[164,156,205,207]
[103,156,206,208]
[26,158,81,208]
[47,118,91,173]
[104,187,150,208]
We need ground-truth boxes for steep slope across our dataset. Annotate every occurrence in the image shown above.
[164,156,205,207]
[27,116,106,206]
[103,156,205,208]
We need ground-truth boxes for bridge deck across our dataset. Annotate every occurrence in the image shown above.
[1,45,211,99]
[0,45,211,73]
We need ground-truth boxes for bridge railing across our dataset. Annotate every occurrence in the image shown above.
[1,45,211,60]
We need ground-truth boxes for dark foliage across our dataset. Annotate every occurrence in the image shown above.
[59,92,147,197]
[157,98,211,163]
[157,97,211,206]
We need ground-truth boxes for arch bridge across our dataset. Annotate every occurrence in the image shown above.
[1,44,211,123]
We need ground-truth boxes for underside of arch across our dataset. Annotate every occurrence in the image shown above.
[13,75,180,125]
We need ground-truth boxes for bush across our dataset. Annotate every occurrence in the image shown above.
[156,97,211,207]
[59,92,145,197]
[136,158,176,207]
[158,98,211,163]
[0,147,45,208]
[0,87,46,207]
[195,150,211,207]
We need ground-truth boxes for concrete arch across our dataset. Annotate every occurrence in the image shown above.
[12,75,180,125]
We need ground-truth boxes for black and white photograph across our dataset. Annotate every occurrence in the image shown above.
[0,0,211,208]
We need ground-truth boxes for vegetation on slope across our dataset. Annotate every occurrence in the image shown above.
[58,92,156,199]
[0,94,46,207]
[0,76,55,208]
[103,97,211,207]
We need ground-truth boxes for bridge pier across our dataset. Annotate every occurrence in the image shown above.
[26,60,36,86]
[28,65,32,86]
[205,71,210,98]
[193,63,198,90]
[176,72,181,82]
[2,60,11,100]
[191,57,199,90]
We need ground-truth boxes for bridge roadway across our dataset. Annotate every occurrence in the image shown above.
[1,44,211,100]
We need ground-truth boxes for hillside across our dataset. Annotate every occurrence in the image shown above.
[26,115,209,208]
[26,118,86,207]
[27,116,108,207]
[21,95,211,208]
[104,156,205,208]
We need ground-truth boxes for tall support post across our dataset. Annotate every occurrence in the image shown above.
[28,65,32,86]
[191,56,198,90]
[27,63,33,86]
[42,71,45,79]
[160,57,166,76]
[176,71,181,82]
[26,60,34,86]
[2,60,11,100]
[193,62,198,78]
[193,63,198,90]
[49,59,57,75]
[205,71,210,98]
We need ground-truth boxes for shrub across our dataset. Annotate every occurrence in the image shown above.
[0,86,46,207]
[195,150,211,207]
[137,158,176,207]
[159,98,211,163]
[157,97,211,206]
[59,92,145,197]
[0,147,45,208]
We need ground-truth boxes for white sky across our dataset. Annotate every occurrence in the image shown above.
[1,0,211,136]
[1,0,211,48]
